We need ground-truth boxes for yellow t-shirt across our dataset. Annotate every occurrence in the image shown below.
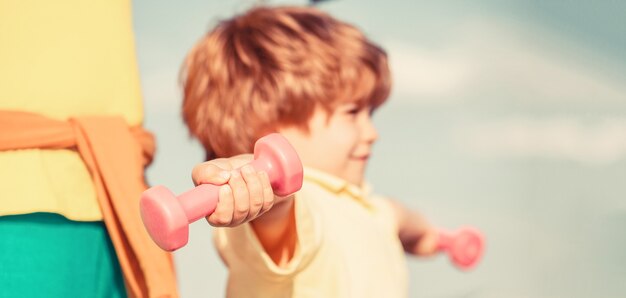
[0,0,143,220]
[214,167,409,297]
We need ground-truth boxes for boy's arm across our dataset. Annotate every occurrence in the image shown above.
[249,197,297,267]
[192,154,297,266]
[387,199,439,256]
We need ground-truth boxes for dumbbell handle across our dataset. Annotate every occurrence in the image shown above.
[174,158,272,223]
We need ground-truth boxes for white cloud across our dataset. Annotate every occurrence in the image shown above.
[454,117,626,165]
[387,42,472,100]
[386,18,626,104]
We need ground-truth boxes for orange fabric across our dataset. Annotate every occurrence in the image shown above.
[0,110,178,298]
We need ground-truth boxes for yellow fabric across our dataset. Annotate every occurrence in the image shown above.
[214,167,409,298]
[0,0,143,220]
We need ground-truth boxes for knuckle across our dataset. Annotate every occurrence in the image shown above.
[213,215,232,226]
[262,199,274,211]
[234,204,249,215]
[231,213,248,225]
[251,198,264,210]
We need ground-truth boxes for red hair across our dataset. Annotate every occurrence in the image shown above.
[181,6,391,159]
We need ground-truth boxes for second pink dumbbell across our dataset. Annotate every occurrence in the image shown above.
[140,133,304,251]
[437,227,485,270]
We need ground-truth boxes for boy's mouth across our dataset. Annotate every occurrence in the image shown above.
[352,154,370,161]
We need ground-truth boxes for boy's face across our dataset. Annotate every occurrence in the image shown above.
[278,102,378,186]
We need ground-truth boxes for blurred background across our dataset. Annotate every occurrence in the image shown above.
[133,0,626,297]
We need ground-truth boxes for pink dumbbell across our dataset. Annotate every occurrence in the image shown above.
[140,133,303,251]
[437,227,484,270]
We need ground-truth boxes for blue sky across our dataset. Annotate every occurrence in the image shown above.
[132,1,626,297]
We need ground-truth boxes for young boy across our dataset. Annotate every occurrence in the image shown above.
[182,6,437,297]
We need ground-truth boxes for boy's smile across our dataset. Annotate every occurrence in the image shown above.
[278,102,378,186]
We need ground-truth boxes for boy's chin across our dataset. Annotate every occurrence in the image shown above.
[344,172,365,186]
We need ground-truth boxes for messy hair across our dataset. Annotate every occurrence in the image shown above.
[181,6,391,159]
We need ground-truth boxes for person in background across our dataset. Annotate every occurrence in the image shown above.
[0,1,177,297]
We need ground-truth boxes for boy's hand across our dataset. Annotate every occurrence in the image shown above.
[413,225,439,256]
[390,199,440,256]
[191,154,275,227]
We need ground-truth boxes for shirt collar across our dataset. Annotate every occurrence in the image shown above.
[303,167,373,209]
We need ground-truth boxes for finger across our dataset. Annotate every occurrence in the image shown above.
[228,154,255,169]
[192,159,232,186]
[240,165,264,219]
[417,230,439,256]
[258,171,275,215]
[207,185,234,227]
[229,170,250,225]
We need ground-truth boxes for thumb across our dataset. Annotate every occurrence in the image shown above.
[191,159,233,186]
[416,229,439,256]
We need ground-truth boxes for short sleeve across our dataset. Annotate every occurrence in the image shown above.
[213,194,323,281]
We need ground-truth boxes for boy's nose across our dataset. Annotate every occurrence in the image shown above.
[362,117,379,144]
